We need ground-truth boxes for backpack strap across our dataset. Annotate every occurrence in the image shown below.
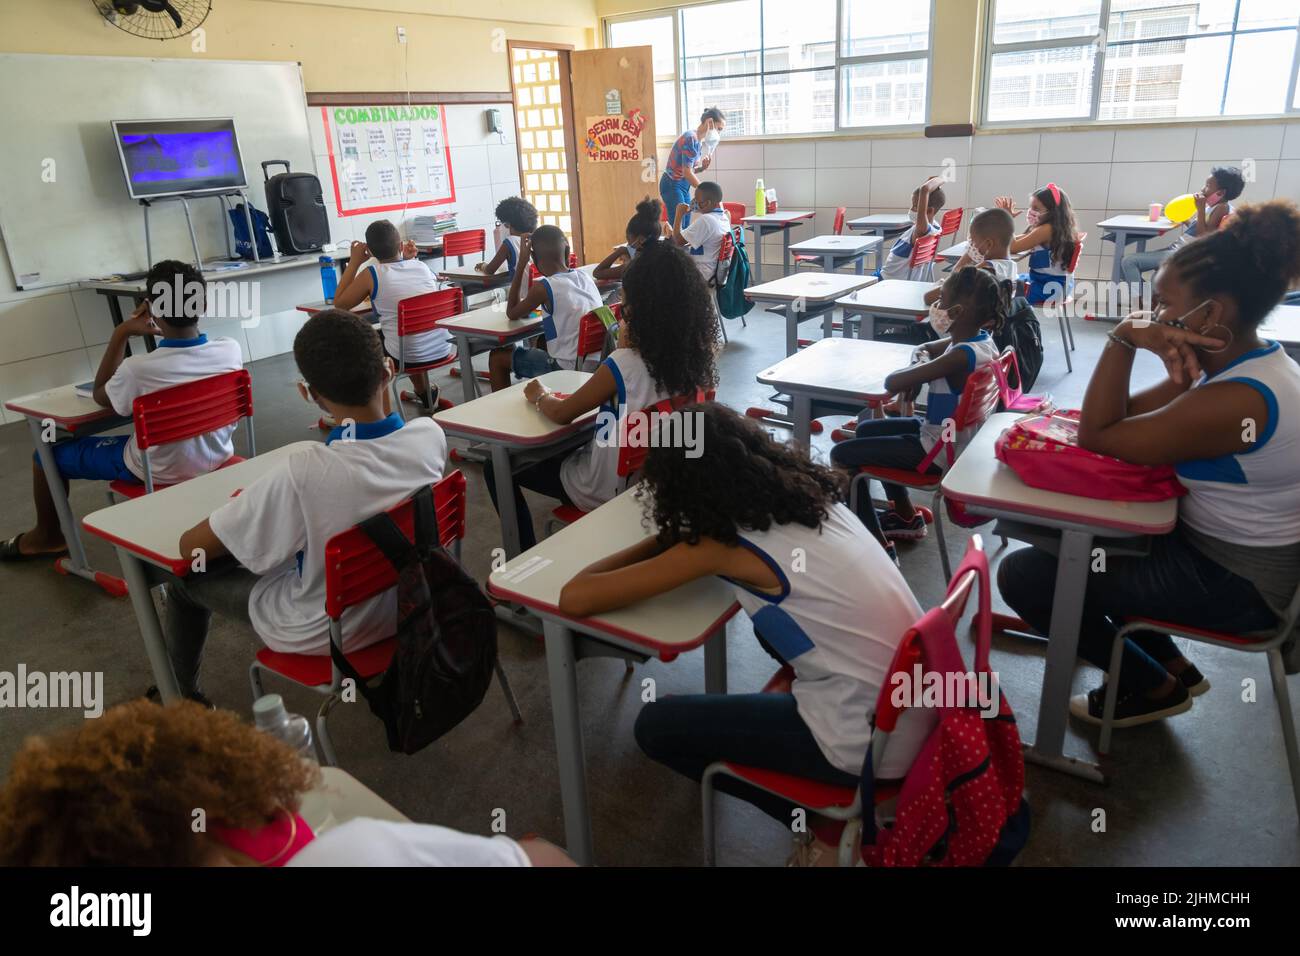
[410,484,443,559]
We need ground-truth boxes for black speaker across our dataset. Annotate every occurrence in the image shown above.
[262,160,330,255]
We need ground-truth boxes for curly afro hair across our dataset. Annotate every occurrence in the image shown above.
[0,700,320,866]
[495,196,539,233]
[637,402,844,547]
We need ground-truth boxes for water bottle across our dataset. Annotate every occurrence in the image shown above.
[319,255,338,304]
[755,178,767,217]
[253,694,316,762]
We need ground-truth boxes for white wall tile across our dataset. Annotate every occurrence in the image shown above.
[770,171,815,209]
[872,136,970,169]
[0,292,84,365]
[1275,160,1300,203]
[243,309,309,363]
[816,138,870,168]
[817,166,870,207]
[713,168,763,206]
[449,146,492,188]
[966,163,1038,208]
[0,349,94,423]
[765,141,815,169]
[1039,163,1111,210]
[71,288,116,348]
[1112,126,1196,163]
[1193,123,1285,163]
[714,142,764,170]
[1282,125,1300,160]
[1038,130,1114,165]
[970,132,1040,166]
[1107,161,1192,210]
[486,143,521,185]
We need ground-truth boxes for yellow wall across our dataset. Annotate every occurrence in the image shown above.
[0,0,598,93]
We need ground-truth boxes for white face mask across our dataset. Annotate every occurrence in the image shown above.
[965,240,985,266]
[928,302,954,335]
[1025,209,1041,227]
[704,126,721,148]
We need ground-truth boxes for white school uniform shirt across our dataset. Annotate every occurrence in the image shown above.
[681,207,731,285]
[208,414,448,654]
[725,503,936,778]
[559,348,672,512]
[367,258,453,365]
[287,818,530,868]
[882,219,941,281]
[103,333,243,484]
[923,259,1017,331]
[1176,341,1300,546]
[539,268,604,370]
[920,331,1000,468]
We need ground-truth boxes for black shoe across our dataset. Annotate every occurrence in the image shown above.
[145,685,215,710]
[1069,681,1192,728]
[1176,664,1210,697]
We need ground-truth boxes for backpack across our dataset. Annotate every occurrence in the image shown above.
[994,296,1043,392]
[328,485,498,755]
[711,224,752,320]
[860,542,1030,867]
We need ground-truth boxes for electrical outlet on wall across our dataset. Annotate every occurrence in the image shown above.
[396,26,407,44]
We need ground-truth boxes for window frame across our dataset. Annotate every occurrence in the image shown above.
[980,0,1300,128]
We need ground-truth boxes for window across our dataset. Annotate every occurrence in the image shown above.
[985,0,1300,124]
[605,0,932,138]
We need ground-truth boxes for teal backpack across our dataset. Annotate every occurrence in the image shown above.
[711,224,751,320]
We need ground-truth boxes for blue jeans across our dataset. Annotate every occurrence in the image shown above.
[1121,249,1170,288]
[997,526,1279,696]
[482,454,571,553]
[830,417,939,540]
[40,434,136,482]
[511,345,560,380]
[659,172,691,229]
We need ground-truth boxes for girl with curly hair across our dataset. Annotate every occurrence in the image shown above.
[592,197,665,282]
[485,238,720,551]
[558,402,931,866]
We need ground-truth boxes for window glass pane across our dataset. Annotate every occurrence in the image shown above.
[841,0,930,57]
[684,75,762,137]
[764,68,836,134]
[763,0,836,71]
[653,80,679,138]
[1224,30,1297,115]
[1108,0,1236,37]
[681,0,761,80]
[1295,54,1300,108]
[1237,0,1300,31]
[609,15,676,77]
[987,46,1097,122]
[992,0,1102,45]
[840,59,928,127]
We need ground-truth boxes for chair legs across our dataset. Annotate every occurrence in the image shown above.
[719,317,728,344]
[931,488,952,582]
[316,694,341,767]
[248,661,265,702]
[701,762,722,866]
[495,660,523,725]
[1056,310,1073,373]
[1267,648,1300,821]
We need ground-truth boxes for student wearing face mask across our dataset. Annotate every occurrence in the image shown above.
[880,176,946,281]
[593,197,664,282]
[994,183,1079,306]
[999,200,1300,729]
[660,108,726,231]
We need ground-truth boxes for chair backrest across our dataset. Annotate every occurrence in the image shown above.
[575,308,613,366]
[908,232,941,268]
[396,287,464,337]
[442,229,485,259]
[323,470,467,619]
[528,253,580,282]
[615,387,714,478]
[723,202,746,223]
[996,346,1024,404]
[939,208,963,238]
[133,368,253,452]
[916,363,1000,473]
[1066,230,1086,275]
[832,206,847,235]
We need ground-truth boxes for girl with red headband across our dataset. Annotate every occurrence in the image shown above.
[994,183,1080,306]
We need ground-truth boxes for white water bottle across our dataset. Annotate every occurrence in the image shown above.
[254,694,316,762]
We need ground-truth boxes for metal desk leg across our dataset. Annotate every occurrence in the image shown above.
[491,445,524,559]
[117,548,180,701]
[28,417,90,575]
[822,253,834,273]
[789,394,812,452]
[454,332,479,403]
[704,624,728,694]
[854,255,864,276]
[543,619,594,865]
[874,230,886,273]
[748,225,763,284]
[1109,229,1127,284]
[1022,527,1105,782]
[781,229,792,277]
[784,306,799,357]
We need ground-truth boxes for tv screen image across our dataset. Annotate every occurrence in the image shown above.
[112,118,248,199]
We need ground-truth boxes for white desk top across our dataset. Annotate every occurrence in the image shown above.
[433,369,596,446]
[1097,215,1177,232]
[789,234,881,255]
[298,767,410,835]
[85,255,328,293]
[742,210,814,226]
[296,299,373,315]
[758,337,915,400]
[436,302,544,340]
[836,279,933,315]
[1262,304,1300,346]
[487,486,740,654]
[438,264,510,283]
[82,441,315,574]
[5,384,120,428]
[745,271,877,303]
[940,413,1178,536]
[848,214,912,230]
[938,242,1029,262]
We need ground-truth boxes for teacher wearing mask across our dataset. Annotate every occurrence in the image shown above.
[660,107,726,229]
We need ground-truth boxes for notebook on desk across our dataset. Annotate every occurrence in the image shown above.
[74,382,95,398]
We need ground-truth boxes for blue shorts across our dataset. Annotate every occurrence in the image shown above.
[512,345,560,379]
[36,434,136,482]
[659,172,691,229]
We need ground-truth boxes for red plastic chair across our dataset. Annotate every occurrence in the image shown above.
[848,363,1001,581]
[938,208,964,244]
[527,253,580,283]
[701,536,988,866]
[575,302,622,369]
[248,470,522,766]
[441,229,486,267]
[993,347,1048,413]
[107,368,255,500]
[392,288,463,418]
[908,232,941,270]
[794,207,848,272]
[722,202,747,224]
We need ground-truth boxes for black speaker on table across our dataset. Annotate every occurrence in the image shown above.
[262,160,330,255]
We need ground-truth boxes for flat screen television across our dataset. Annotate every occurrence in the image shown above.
[112,118,247,200]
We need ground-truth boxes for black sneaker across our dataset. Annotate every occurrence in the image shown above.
[1069,681,1192,728]
[145,685,215,710]
[1176,664,1210,697]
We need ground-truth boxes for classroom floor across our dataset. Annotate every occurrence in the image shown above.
[2,298,1297,867]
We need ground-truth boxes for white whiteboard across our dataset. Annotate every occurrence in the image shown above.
[0,54,315,290]
[319,104,456,217]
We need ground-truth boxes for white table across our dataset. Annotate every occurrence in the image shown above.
[82,442,316,701]
[940,414,1177,782]
[433,370,597,559]
[847,214,913,272]
[437,263,513,294]
[1261,304,1300,360]
[298,766,410,836]
[4,386,131,594]
[757,338,915,450]
[486,487,740,865]
[1096,215,1177,283]
[741,211,815,283]
[745,272,878,356]
[937,242,1029,272]
[436,304,545,402]
[835,279,932,340]
[789,234,880,275]
[295,299,373,316]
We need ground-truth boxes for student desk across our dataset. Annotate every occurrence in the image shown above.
[937,243,1028,272]
[81,442,316,701]
[787,234,881,275]
[486,487,740,865]
[745,272,878,356]
[295,299,373,315]
[433,370,597,559]
[4,385,132,594]
[940,413,1177,783]
[1261,304,1300,361]
[835,279,932,340]
[741,211,815,283]
[437,263,513,295]
[846,214,913,272]
[435,304,546,402]
[757,338,915,450]
[299,766,411,835]
[1096,215,1176,284]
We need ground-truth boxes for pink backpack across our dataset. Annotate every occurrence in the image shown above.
[994,409,1186,502]
[860,540,1029,867]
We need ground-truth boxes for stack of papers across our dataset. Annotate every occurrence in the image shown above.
[409,214,459,245]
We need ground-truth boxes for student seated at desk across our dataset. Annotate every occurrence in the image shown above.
[483,240,719,552]
[994,183,1078,306]
[879,176,945,282]
[831,266,1006,552]
[1,260,242,562]
[999,200,1300,728]
[487,225,603,391]
[334,219,452,412]
[165,310,448,704]
[477,196,538,278]
[592,197,663,283]
[0,700,573,866]
[672,181,731,287]
[558,403,933,867]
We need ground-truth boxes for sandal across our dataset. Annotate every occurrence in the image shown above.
[0,533,68,563]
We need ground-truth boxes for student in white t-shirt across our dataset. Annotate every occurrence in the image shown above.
[167,310,448,703]
[483,240,719,552]
[559,403,932,868]
[880,176,945,282]
[672,180,730,286]
[334,219,452,412]
[2,260,243,563]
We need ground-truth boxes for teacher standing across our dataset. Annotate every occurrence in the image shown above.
[660,107,726,229]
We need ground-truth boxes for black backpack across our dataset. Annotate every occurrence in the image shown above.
[329,485,497,754]
[994,296,1044,393]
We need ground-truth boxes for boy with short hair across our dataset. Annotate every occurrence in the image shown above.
[672,180,731,286]
[169,309,448,701]
[922,206,1017,307]
[334,219,451,411]
[2,260,242,561]
[477,196,538,277]
[881,176,945,282]
[487,225,602,391]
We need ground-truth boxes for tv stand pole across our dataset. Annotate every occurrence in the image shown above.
[139,189,260,272]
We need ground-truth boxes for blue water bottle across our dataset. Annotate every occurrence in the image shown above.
[319,255,338,303]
